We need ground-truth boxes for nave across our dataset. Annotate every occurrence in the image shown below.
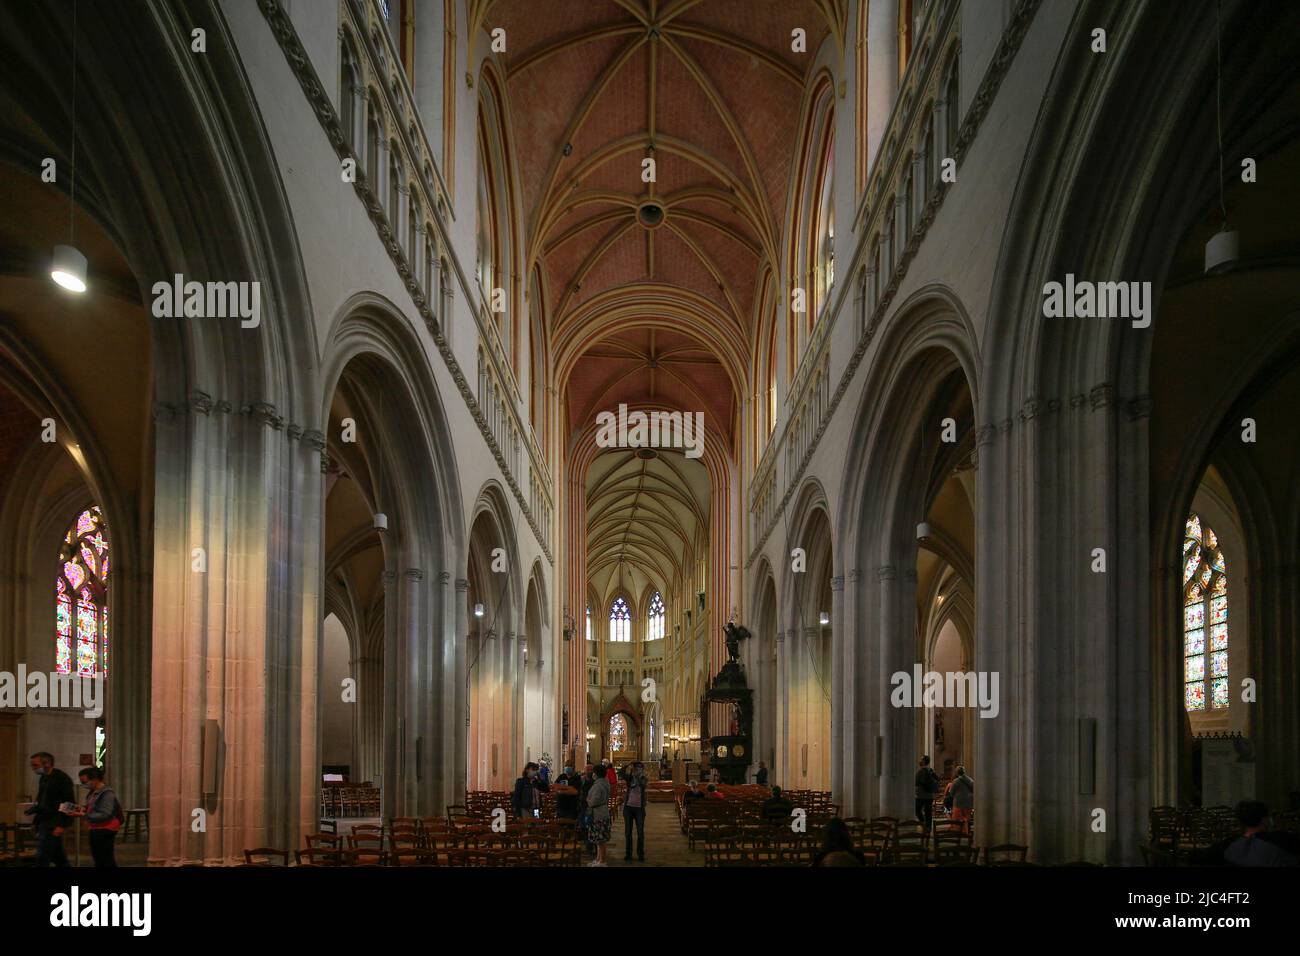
[0,0,1298,897]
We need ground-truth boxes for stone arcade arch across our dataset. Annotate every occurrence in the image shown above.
[780,480,834,793]
[980,0,1300,862]
[749,561,780,781]
[837,285,980,824]
[1,1,328,864]
[466,483,524,792]
[319,298,463,818]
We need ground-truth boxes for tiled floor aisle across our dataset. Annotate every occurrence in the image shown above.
[604,802,700,867]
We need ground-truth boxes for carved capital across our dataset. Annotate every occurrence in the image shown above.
[1127,394,1153,420]
[877,565,897,582]
[404,568,424,581]
[1089,383,1113,410]
[975,424,996,447]
[242,401,284,430]
[830,575,844,592]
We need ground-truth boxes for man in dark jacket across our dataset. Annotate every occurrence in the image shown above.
[914,755,939,831]
[621,762,649,861]
[761,785,794,824]
[26,752,73,867]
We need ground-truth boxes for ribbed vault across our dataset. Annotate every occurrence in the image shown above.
[586,445,710,603]
[482,0,838,370]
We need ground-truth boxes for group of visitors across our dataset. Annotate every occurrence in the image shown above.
[914,754,974,835]
[25,751,123,868]
[516,757,652,866]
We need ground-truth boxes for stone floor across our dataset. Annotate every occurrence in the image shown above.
[604,802,698,867]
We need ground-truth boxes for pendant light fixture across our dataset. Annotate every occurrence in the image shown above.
[52,0,88,294]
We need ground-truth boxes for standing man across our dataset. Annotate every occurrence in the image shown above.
[754,761,769,786]
[621,761,648,862]
[25,752,73,867]
[914,755,939,832]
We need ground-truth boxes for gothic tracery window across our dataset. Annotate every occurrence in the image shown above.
[609,596,630,642]
[585,604,592,642]
[1183,513,1229,712]
[56,506,109,676]
[609,713,627,753]
[813,136,835,323]
[648,591,665,641]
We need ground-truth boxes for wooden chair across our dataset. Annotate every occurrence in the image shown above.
[295,847,340,866]
[390,848,438,867]
[983,843,1029,865]
[304,832,344,865]
[243,847,289,866]
[933,840,977,865]
[346,834,385,865]
[339,848,384,867]
[0,825,36,867]
[446,804,471,828]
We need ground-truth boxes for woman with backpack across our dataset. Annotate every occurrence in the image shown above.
[72,766,122,867]
[949,766,974,836]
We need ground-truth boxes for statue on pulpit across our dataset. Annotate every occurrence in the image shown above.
[723,621,752,663]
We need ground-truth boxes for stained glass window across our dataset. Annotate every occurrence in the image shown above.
[1183,513,1226,712]
[56,506,109,676]
[609,713,627,753]
[609,597,631,642]
[647,591,665,641]
[585,604,591,642]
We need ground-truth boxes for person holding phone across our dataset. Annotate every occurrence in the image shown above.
[70,766,123,867]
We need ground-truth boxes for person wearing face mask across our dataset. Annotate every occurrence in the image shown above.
[70,766,123,867]
[24,752,73,867]
[512,762,542,820]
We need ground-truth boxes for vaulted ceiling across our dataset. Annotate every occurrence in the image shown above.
[586,446,710,605]
[482,0,838,433]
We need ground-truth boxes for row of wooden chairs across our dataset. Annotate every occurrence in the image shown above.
[320,785,381,818]
[244,845,585,867]
[0,824,36,866]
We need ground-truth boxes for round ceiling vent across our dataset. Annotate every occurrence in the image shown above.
[637,201,666,229]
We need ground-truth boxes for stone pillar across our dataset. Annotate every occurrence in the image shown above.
[974,420,1020,853]
[380,568,399,817]
[839,568,867,815]
[148,395,322,865]
[876,562,913,815]
[452,578,468,801]
[829,574,845,803]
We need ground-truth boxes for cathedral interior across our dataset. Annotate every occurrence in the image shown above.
[0,0,1298,887]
